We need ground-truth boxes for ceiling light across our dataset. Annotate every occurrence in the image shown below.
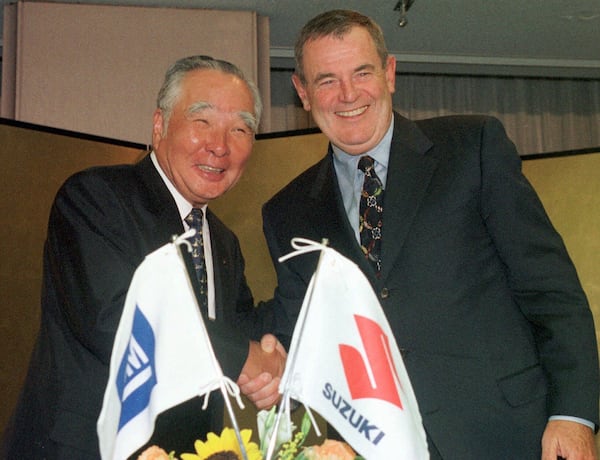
[394,0,415,27]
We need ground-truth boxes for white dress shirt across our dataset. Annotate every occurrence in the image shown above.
[151,152,216,320]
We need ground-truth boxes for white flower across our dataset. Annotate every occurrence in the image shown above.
[257,406,296,456]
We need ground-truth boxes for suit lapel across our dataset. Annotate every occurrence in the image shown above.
[306,116,439,285]
[134,154,184,246]
[307,151,369,268]
[379,114,437,283]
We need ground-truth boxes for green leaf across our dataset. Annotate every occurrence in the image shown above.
[300,412,311,436]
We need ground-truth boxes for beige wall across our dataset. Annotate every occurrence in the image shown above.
[1,1,270,144]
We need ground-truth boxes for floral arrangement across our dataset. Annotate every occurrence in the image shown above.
[138,407,362,460]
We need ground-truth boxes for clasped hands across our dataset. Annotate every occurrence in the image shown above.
[237,334,287,410]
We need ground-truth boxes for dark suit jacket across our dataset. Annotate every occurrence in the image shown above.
[262,113,599,459]
[2,155,268,459]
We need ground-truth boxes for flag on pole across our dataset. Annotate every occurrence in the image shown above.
[278,239,429,460]
[97,236,240,460]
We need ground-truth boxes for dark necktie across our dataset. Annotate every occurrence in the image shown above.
[358,155,384,275]
[185,208,208,311]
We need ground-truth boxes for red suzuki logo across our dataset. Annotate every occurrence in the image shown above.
[339,315,403,409]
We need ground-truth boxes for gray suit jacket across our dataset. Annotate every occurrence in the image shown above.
[262,113,599,458]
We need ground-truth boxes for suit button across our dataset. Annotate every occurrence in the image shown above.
[380,287,389,299]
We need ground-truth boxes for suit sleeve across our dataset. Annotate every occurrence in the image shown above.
[204,217,276,379]
[478,117,599,427]
[45,170,143,365]
[261,204,311,350]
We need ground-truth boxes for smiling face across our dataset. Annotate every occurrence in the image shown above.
[292,26,396,155]
[152,68,256,207]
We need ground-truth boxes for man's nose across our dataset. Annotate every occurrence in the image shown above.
[340,79,358,102]
[205,129,228,157]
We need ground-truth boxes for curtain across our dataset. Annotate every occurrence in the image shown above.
[270,70,600,156]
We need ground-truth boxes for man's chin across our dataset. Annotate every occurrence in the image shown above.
[334,138,379,155]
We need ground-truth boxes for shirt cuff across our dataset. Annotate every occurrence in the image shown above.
[549,415,595,430]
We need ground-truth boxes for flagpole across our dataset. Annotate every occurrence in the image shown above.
[220,379,247,458]
[265,239,329,460]
[173,233,249,460]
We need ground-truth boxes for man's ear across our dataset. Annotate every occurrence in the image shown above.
[152,109,165,147]
[385,55,397,94]
[291,74,311,112]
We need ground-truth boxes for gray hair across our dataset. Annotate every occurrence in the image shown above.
[294,10,389,84]
[156,55,262,132]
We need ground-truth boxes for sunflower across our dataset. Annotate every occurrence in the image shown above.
[180,427,262,460]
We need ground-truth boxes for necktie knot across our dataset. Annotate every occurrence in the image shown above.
[185,208,204,231]
[358,155,375,174]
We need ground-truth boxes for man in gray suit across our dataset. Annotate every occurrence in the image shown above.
[3,55,283,459]
[262,10,598,459]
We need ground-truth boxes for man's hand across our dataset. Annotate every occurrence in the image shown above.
[541,420,598,460]
[237,334,287,410]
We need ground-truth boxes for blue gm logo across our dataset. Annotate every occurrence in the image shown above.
[116,305,157,429]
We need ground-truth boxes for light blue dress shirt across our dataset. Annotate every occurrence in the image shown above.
[332,118,394,243]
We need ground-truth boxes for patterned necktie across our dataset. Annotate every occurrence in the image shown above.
[358,155,384,275]
[185,208,208,311]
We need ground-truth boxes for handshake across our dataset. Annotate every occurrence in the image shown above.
[237,334,287,410]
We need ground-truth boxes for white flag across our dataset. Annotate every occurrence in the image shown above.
[97,239,230,460]
[280,239,429,460]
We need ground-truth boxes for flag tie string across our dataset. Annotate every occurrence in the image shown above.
[199,376,245,411]
[173,228,195,252]
[278,237,329,263]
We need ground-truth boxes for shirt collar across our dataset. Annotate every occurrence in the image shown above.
[331,117,394,173]
[150,151,207,222]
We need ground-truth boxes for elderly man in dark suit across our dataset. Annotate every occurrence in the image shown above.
[262,10,599,459]
[2,55,283,459]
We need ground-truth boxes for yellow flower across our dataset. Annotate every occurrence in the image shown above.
[180,427,262,460]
